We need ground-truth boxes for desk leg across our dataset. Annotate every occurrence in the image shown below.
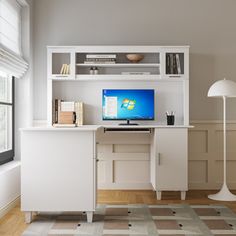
[181,191,186,200]
[25,212,32,224]
[156,191,162,200]
[86,211,93,223]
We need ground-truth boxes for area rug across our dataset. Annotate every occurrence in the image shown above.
[22,204,236,236]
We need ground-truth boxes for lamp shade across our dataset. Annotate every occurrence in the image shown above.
[208,79,236,97]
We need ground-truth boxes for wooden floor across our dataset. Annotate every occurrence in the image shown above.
[1,190,236,236]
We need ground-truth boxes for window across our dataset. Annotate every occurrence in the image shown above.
[0,0,21,55]
[0,0,28,165]
[0,0,28,78]
[0,71,14,165]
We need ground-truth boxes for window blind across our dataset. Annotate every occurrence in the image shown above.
[0,0,28,78]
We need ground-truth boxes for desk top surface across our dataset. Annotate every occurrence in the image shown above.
[21,125,101,131]
[21,124,193,132]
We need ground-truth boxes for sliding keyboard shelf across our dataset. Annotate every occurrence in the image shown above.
[104,127,152,133]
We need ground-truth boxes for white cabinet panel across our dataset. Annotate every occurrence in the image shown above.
[21,130,96,212]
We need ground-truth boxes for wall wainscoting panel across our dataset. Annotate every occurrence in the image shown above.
[189,122,236,190]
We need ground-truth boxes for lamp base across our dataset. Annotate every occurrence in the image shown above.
[208,183,236,201]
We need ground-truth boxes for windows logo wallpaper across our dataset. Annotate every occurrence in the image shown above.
[103,89,154,120]
[121,99,136,110]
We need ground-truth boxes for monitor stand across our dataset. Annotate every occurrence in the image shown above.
[119,120,138,126]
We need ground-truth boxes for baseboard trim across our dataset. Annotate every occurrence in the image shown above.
[0,196,20,219]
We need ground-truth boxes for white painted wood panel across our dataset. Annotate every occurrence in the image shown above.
[113,144,149,153]
[21,130,96,212]
[114,160,150,183]
[52,80,184,126]
[96,131,151,189]
[155,128,188,191]
[189,122,236,189]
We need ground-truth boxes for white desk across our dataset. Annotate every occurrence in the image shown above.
[21,124,192,223]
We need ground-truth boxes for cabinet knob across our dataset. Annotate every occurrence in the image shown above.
[96,159,99,162]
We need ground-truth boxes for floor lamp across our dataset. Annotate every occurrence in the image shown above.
[208,78,236,201]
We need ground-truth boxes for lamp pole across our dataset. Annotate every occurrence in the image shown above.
[208,95,236,200]
[223,96,226,188]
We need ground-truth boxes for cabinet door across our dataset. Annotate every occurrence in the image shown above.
[155,128,188,191]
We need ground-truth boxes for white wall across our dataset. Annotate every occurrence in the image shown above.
[33,0,236,121]
[0,162,20,217]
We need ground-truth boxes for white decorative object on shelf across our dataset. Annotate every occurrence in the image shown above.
[208,78,236,201]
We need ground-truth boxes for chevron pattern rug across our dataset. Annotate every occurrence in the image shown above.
[22,204,236,236]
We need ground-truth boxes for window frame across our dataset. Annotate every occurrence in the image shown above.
[0,76,14,165]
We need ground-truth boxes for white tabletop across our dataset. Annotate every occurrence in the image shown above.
[21,124,193,132]
[20,125,102,132]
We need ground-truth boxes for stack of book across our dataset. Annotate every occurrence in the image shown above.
[166,54,182,74]
[84,54,116,64]
[53,100,83,127]
[60,64,70,74]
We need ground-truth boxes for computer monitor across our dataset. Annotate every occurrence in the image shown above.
[102,89,155,125]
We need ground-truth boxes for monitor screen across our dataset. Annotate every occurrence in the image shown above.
[102,89,155,120]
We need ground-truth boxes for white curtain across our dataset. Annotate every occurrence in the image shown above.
[0,0,28,78]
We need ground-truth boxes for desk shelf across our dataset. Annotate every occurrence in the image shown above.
[50,75,188,82]
[76,63,160,68]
